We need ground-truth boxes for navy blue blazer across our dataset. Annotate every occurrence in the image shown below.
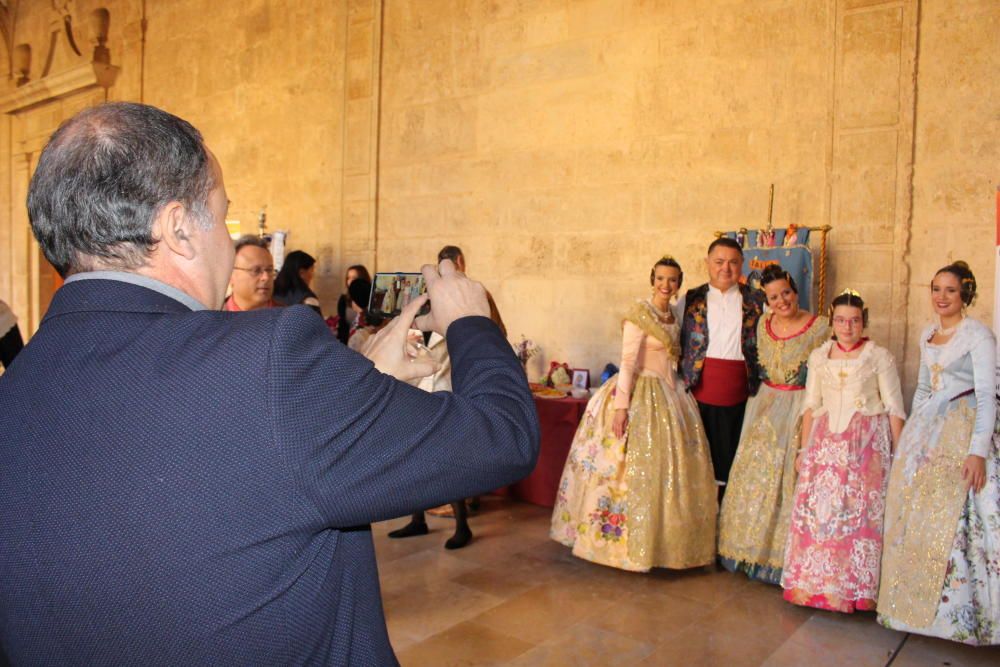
[0,279,539,666]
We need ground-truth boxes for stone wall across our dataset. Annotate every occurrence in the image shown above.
[0,0,996,396]
[377,0,935,389]
[378,0,836,381]
[903,0,999,385]
[141,0,350,305]
[0,0,350,327]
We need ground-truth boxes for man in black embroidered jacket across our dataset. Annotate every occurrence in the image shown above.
[679,237,765,498]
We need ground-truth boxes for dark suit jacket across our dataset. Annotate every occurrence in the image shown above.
[0,279,539,666]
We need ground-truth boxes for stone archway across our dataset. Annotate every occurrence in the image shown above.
[0,4,118,337]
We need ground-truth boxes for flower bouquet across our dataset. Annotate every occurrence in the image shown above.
[514,335,539,370]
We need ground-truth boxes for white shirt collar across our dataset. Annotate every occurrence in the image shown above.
[708,283,740,297]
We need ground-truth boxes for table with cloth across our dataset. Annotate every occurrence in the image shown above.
[499,395,587,507]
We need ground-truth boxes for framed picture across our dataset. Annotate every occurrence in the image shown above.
[572,369,590,390]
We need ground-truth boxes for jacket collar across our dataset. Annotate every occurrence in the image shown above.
[42,278,205,325]
[64,271,207,311]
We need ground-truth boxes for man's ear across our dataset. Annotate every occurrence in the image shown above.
[154,201,197,261]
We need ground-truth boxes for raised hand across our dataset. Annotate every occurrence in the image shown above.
[363,294,440,382]
[413,259,490,336]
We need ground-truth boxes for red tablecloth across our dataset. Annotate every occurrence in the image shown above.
[502,396,588,507]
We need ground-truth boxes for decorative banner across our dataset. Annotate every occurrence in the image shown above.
[724,228,815,311]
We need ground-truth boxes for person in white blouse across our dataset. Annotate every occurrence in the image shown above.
[385,245,507,549]
[780,289,905,613]
[879,262,1000,645]
[385,331,476,550]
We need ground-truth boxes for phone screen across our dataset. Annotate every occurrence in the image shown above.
[368,272,431,319]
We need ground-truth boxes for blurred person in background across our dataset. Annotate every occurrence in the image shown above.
[274,250,321,315]
[223,236,280,311]
[336,264,371,344]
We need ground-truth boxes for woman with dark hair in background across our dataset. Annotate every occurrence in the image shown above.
[781,290,905,613]
[879,262,999,645]
[550,256,717,572]
[718,264,828,584]
[336,265,371,344]
[273,250,321,314]
[345,278,387,353]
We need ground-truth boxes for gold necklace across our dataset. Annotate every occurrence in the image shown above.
[649,300,674,324]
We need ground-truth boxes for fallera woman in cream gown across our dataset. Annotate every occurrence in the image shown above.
[550,257,717,572]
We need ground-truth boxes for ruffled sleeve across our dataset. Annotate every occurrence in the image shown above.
[968,325,997,458]
[875,346,907,421]
[801,345,826,415]
[614,321,644,410]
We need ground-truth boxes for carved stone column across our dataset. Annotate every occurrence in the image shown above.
[339,0,383,273]
[827,0,919,363]
[0,6,119,336]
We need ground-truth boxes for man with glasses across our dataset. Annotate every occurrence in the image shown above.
[224,236,280,311]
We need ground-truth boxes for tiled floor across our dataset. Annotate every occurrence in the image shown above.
[375,497,1000,667]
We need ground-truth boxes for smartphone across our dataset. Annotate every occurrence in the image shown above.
[368,272,431,319]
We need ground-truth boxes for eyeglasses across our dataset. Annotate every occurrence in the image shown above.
[233,266,276,278]
[832,317,863,326]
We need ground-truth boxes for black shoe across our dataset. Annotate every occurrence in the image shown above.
[444,526,472,550]
[388,521,429,539]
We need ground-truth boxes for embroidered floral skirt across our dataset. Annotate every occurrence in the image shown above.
[781,412,891,613]
[878,395,1000,645]
[549,373,717,571]
[718,383,804,585]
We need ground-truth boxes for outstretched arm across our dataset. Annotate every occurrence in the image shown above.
[270,307,539,528]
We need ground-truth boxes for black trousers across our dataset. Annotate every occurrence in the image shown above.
[697,400,747,490]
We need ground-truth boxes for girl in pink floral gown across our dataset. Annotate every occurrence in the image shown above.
[781,291,906,613]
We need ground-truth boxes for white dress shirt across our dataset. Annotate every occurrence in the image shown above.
[705,284,744,360]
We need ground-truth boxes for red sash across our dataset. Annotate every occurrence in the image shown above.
[763,380,805,392]
[692,358,748,406]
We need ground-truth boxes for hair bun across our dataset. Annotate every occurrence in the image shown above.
[760,264,786,278]
[936,261,977,306]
